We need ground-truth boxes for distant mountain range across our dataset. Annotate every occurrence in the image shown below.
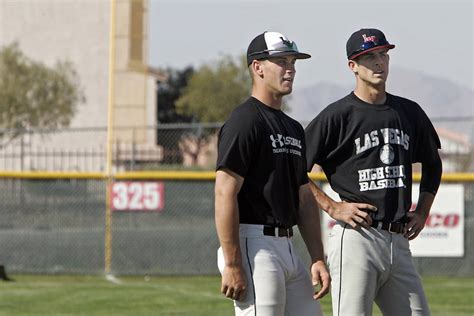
[288,67,474,142]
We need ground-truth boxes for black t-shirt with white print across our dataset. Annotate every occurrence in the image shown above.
[305,92,441,222]
[217,97,308,228]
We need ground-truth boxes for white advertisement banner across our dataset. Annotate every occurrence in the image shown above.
[320,184,464,257]
[409,184,464,257]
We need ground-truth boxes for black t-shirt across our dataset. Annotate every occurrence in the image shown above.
[305,92,441,222]
[216,97,309,228]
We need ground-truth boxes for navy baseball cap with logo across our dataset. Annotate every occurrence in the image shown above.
[246,31,311,65]
[346,28,395,60]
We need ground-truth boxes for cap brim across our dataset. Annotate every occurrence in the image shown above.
[248,51,311,65]
[348,44,395,60]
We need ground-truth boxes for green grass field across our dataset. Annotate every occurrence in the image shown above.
[0,275,472,315]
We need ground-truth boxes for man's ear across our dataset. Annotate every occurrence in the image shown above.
[348,60,358,75]
[252,60,264,77]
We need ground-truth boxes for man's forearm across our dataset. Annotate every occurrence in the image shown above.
[414,191,435,220]
[307,179,377,229]
[215,194,242,266]
[298,184,325,263]
[215,169,244,266]
[308,180,338,216]
[298,213,325,263]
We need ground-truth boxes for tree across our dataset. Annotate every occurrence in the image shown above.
[0,43,84,144]
[166,55,251,167]
[157,66,195,124]
[175,55,251,122]
[156,66,195,164]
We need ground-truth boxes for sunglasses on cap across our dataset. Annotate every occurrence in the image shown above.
[248,41,300,57]
[349,39,390,57]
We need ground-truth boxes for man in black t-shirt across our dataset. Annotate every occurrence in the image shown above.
[305,28,442,316]
[215,31,331,315]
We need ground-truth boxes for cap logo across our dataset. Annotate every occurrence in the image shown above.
[280,37,294,49]
[362,34,378,44]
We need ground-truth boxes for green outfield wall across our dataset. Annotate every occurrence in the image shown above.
[0,171,472,276]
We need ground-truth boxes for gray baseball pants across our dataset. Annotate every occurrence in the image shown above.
[327,222,430,316]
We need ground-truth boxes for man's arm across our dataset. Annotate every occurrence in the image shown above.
[404,156,442,240]
[215,169,246,301]
[308,180,377,229]
[298,183,330,300]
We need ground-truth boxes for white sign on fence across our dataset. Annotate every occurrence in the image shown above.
[320,183,464,257]
[409,184,464,257]
[111,181,165,211]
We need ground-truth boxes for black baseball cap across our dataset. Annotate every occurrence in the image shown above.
[246,31,311,65]
[346,28,395,60]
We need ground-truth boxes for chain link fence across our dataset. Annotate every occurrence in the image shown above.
[0,119,472,276]
[0,178,105,274]
[0,176,472,276]
[0,123,222,172]
[0,118,472,172]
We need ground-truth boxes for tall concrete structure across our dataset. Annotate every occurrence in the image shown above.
[0,0,163,171]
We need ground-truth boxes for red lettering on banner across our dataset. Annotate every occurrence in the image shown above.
[409,203,459,228]
[443,214,459,227]
[425,213,459,228]
[426,214,443,227]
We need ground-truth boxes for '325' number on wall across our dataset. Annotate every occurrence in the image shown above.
[111,182,164,211]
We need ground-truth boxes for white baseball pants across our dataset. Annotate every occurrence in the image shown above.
[217,224,323,316]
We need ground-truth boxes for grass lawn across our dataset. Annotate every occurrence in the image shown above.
[0,275,472,315]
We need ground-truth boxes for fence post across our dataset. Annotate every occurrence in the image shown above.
[131,128,136,171]
[20,135,24,171]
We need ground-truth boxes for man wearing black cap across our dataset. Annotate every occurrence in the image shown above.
[215,31,330,315]
[305,28,442,315]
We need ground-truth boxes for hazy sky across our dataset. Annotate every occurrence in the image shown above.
[149,0,473,91]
